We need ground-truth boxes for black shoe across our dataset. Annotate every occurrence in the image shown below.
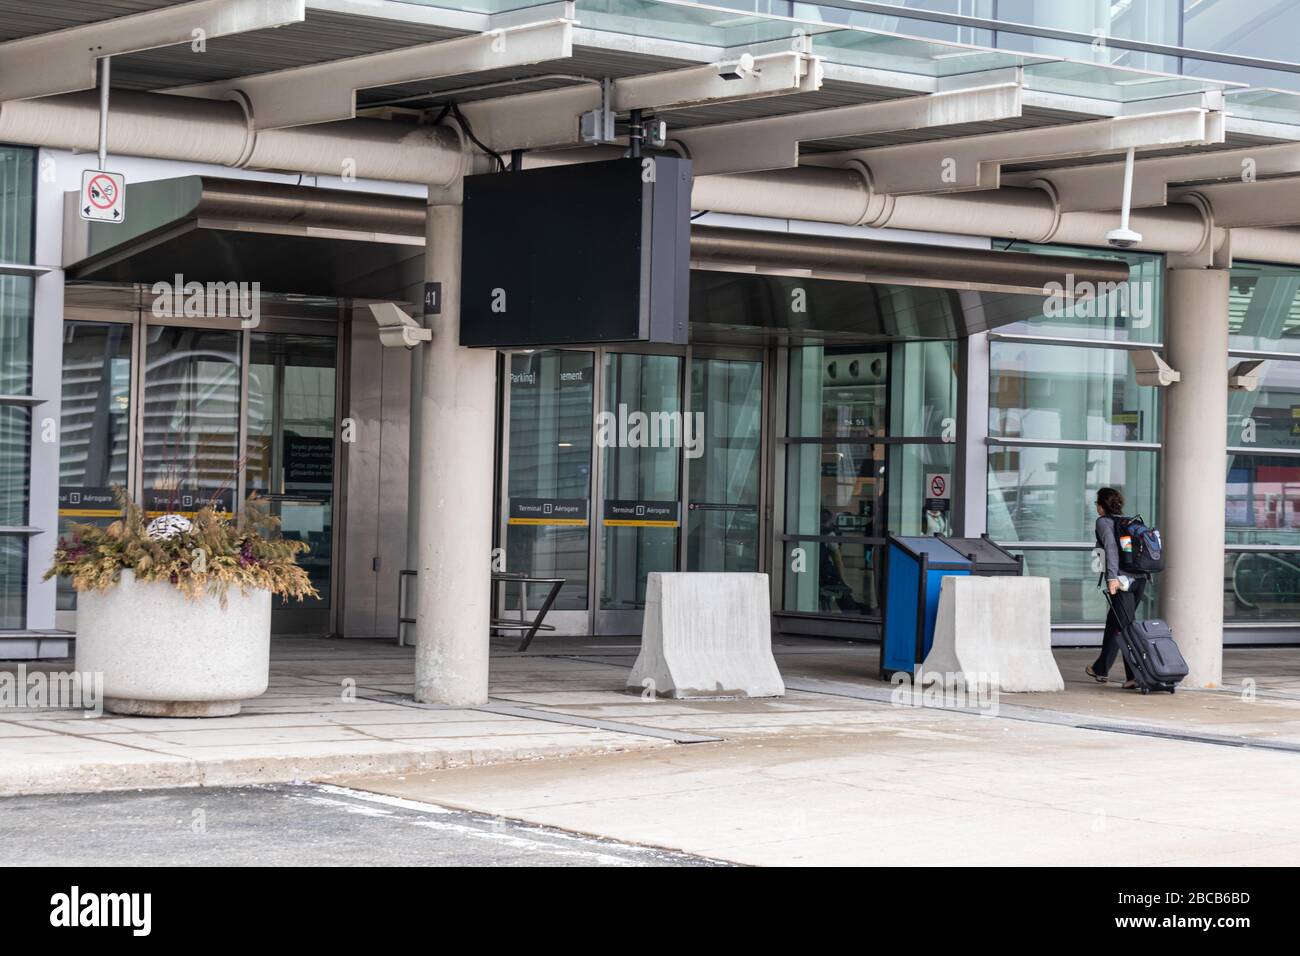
[1085,665,1107,683]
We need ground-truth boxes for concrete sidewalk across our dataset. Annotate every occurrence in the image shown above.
[3,635,1300,802]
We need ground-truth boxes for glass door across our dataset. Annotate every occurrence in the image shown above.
[597,352,684,634]
[246,332,338,633]
[686,353,763,572]
[501,350,595,636]
[139,324,242,516]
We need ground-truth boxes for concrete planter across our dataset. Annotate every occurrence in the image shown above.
[75,571,272,717]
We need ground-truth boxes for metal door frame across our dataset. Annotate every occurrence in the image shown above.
[498,342,769,637]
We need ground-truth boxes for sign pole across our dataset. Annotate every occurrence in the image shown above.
[97,56,111,171]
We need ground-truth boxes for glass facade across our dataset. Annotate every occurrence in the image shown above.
[1226,262,1300,623]
[987,246,1164,624]
[781,339,957,619]
[0,145,34,629]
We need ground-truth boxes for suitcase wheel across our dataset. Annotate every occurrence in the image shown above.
[1140,687,1150,695]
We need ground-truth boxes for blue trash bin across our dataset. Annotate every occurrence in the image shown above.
[881,535,971,679]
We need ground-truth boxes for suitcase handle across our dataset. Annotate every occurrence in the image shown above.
[1100,581,1141,631]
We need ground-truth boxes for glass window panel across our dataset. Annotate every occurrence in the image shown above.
[1228,264,1300,353]
[0,146,34,265]
[890,340,956,438]
[990,341,1159,442]
[887,442,955,536]
[687,357,762,573]
[0,274,34,396]
[792,0,995,45]
[989,246,1163,343]
[988,446,1159,542]
[787,345,887,439]
[1226,454,1300,546]
[1226,551,1300,622]
[141,326,241,514]
[0,534,26,628]
[1183,0,1300,65]
[781,538,882,617]
[785,442,884,538]
[506,350,594,611]
[1228,359,1300,449]
[601,352,682,611]
[1009,548,1159,625]
[991,1,1179,72]
[57,322,133,611]
[0,405,29,527]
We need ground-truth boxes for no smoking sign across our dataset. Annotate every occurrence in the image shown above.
[80,169,125,223]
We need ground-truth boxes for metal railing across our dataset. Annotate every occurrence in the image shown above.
[396,570,566,652]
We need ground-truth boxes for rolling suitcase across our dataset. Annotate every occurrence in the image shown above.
[1103,587,1188,694]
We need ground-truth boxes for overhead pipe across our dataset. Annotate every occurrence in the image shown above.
[0,90,463,186]
[5,89,1300,262]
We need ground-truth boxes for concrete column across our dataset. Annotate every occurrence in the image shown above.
[1161,267,1229,688]
[414,198,495,705]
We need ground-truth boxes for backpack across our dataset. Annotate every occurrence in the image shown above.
[1112,514,1165,574]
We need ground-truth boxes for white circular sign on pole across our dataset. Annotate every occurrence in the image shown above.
[80,169,126,223]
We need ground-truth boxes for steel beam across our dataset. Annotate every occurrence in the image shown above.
[459,51,820,152]
[0,0,305,102]
[1175,178,1300,229]
[673,82,1022,175]
[170,18,574,129]
[1005,141,1300,212]
[805,107,1223,195]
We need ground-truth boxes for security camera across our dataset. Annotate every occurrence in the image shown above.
[369,302,431,350]
[717,52,757,81]
[1105,226,1143,249]
[1130,349,1180,387]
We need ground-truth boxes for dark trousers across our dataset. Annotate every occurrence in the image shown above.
[1093,577,1147,681]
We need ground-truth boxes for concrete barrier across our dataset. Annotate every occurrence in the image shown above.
[628,572,784,699]
[922,575,1063,693]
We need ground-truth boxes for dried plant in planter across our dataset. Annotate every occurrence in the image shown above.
[45,489,318,604]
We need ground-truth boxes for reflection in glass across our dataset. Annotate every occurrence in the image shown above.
[687,357,761,572]
[0,406,29,527]
[247,333,337,607]
[601,353,681,611]
[0,534,24,628]
[1227,551,1300,621]
[788,345,887,439]
[988,446,1158,543]
[506,350,594,611]
[888,443,954,537]
[782,539,881,617]
[1226,455,1300,545]
[890,339,956,438]
[1228,265,1300,353]
[785,443,884,539]
[992,245,1163,343]
[141,326,241,514]
[991,342,1159,443]
[57,322,132,610]
[1010,549,1158,624]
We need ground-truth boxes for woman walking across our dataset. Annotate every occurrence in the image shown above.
[1086,487,1146,690]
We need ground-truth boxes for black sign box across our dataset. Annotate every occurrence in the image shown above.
[459,157,691,348]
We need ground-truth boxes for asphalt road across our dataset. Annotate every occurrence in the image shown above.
[1,783,721,867]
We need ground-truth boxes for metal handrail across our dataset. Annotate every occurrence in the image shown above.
[396,569,566,652]
[491,572,566,652]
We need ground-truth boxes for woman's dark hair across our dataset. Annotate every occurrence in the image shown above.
[1096,487,1125,516]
